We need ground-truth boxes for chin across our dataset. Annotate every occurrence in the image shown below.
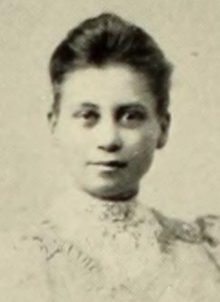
[81,179,138,201]
[85,185,122,200]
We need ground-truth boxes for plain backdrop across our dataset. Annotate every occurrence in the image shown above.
[0,0,220,231]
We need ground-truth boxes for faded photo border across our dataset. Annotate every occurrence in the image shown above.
[0,1,220,301]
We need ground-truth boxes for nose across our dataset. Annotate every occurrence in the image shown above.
[96,119,123,153]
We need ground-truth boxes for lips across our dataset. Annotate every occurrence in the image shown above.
[88,160,127,168]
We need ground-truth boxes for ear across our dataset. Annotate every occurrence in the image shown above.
[47,111,58,134]
[157,112,171,149]
[47,111,61,153]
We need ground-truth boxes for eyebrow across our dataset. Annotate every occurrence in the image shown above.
[116,103,147,111]
[78,102,99,109]
[73,102,148,112]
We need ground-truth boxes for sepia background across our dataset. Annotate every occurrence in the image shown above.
[0,0,219,232]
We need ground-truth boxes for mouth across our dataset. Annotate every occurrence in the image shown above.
[88,160,127,169]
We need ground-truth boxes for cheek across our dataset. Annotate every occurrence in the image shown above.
[123,128,160,179]
[123,128,159,159]
[55,124,87,164]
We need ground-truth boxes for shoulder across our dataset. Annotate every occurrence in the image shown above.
[151,208,202,254]
[196,214,220,271]
[151,209,220,271]
[151,210,220,299]
[152,209,220,244]
[0,226,45,261]
[0,227,49,301]
[0,230,40,268]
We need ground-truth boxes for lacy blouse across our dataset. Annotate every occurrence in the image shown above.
[0,205,220,302]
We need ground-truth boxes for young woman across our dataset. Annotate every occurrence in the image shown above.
[1,13,220,302]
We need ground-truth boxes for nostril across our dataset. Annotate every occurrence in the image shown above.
[98,142,122,152]
[96,123,122,152]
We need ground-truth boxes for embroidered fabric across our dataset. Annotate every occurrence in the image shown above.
[33,208,220,302]
[152,209,220,273]
[36,211,175,301]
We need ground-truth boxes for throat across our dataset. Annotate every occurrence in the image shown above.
[96,198,138,223]
[46,187,141,243]
[82,187,139,223]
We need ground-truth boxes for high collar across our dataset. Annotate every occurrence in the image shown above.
[47,187,139,227]
[44,187,158,247]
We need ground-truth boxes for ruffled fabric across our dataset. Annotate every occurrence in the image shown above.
[1,209,220,302]
[152,209,220,273]
[38,209,220,302]
[196,215,220,271]
[151,209,202,252]
[197,215,220,247]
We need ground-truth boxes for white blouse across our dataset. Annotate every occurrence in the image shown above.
[0,191,220,302]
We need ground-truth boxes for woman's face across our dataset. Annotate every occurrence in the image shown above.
[51,64,169,199]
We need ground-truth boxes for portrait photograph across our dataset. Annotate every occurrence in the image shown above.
[0,0,220,301]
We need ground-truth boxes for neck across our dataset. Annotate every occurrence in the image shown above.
[91,197,138,223]
[47,187,139,229]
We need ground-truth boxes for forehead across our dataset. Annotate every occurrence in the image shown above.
[60,64,155,108]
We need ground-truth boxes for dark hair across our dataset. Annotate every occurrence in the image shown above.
[49,13,172,117]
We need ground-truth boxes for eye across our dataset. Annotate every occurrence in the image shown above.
[119,109,147,128]
[73,109,99,127]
